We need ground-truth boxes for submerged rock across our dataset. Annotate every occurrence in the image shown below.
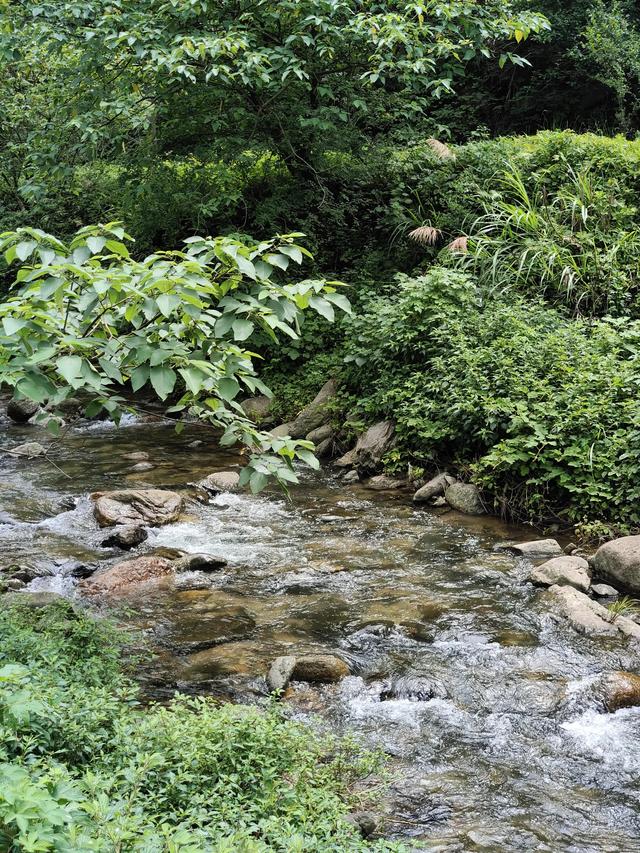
[123,451,150,462]
[81,556,173,595]
[413,473,456,504]
[595,671,640,712]
[593,535,640,594]
[7,399,39,423]
[380,675,446,702]
[101,526,148,550]
[92,489,183,527]
[444,482,485,515]
[500,539,563,559]
[292,654,350,683]
[267,655,297,693]
[544,584,640,639]
[529,556,590,593]
[7,441,46,458]
[131,461,154,472]
[197,471,241,494]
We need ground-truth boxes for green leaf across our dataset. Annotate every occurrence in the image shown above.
[232,318,254,341]
[130,365,149,392]
[86,236,107,254]
[179,366,206,395]
[309,296,334,322]
[249,470,269,493]
[16,373,55,404]
[217,377,240,401]
[56,355,83,384]
[2,317,27,336]
[150,365,177,400]
[156,293,181,317]
[296,448,320,470]
[15,241,36,261]
[325,292,352,314]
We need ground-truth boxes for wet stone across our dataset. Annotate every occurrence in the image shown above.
[101,526,148,550]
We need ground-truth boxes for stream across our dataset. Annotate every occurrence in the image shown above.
[1,411,640,852]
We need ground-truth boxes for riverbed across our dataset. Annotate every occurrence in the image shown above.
[1,412,639,852]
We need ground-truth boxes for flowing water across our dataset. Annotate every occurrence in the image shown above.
[2,411,640,852]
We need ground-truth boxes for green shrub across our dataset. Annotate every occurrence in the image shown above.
[0,602,400,852]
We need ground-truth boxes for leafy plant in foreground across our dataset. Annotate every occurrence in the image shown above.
[0,223,351,491]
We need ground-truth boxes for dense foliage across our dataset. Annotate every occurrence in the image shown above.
[0,601,397,851]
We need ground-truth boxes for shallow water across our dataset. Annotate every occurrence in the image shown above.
[2,412,640,851]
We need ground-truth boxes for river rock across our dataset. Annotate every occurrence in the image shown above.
[336,420,395,474]
[197,471,241,494]
[593,535,640,594]
[529,556,590,593]
[270,421,295,438]
[345,812,378,839]
[7,441,46,458]
[173,553,228,573]
[595,671,640,712]
[501,539,564,559]
[287,379,337,439]
[81,556,173,595]
[163,604,256,652]
[413,473,456,503]
[101,526,148,550]
[444,482,485,515]
[291,654,350,683]
[92,489,183,527]
[241,395,272,422]
[267,655,297,692]
[342,470,360,484]
[306,423,333,444]
[123,451,150,462]
[591,583,619,598]
[314,437,334,459]
[131,461,154,472]
[544,584,640,639]
[7,398,39,423]
[364,474,407,491]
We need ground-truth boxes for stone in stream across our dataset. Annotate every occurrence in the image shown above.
[7,398,39,423]
[543,584,640,639]
[335,420,395,474]
[444,482,485,515]
[267,655,297,693]
[123,451,150,462]
[101,525,148,550]
[270,421,295,438]
[306,423,333,444]
[173,553,227,573]
[595,671,640,712]
[6,441,46,458]
[364,474,407,491]
[314,437,335,459]
[499,539,564,559]
[380,675,447,702]
[529,556,591,593]
[292,654,350,683]
[92,488,183,527]
[131,461,154,472]
[197,471,240,494]
[412,472,456,503]
[593,535,640,594]
[591,583,619,599]
[286,379,337,439]
[342,470,360,484]
[80,556,174,595]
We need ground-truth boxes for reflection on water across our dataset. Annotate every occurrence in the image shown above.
[1,410,640,851]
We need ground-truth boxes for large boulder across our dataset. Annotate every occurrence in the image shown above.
[197,471,240,494]
[92,489,183,527]
[336,420,395,474]
[444,482,485,515]
[500,539,564,559]
[413,473,456,503]
[81,556,173,595]
[287,379,337,439]
[241,395,272,422]
[544,584,640,639]
[529,556,590,593]
[595,671,640,712]
[291,654,350,683]
[593,536,640,594]
[7,399,39,423]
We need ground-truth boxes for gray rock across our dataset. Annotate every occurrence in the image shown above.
[4,579,26,591]
[591,583,619,598]
[291,654,350,683]
[593,535,640,594]
[306,423,333,443]
[131,461,154,472]
[336,420,395,474]
[544,584,640,639]
[314,437,334,459]
[122,451,150,462]
[342,470,360,484]
[364,474,407,491]
[6,441,46,458]
[345,812,378,839]
[335,447,357,468]
[173,553,227,573]
[267,655,297,693]
[7,398,39,423]
[444,482,485,515]
[287,379,337,439]
[500,539,564,558]
[413,473,456,503]
[197,470,241,494]
[101,526,148,550]
[92,489,183,527]
[529,556,591,593]
[241,395,272,422]
[270,422,295,438]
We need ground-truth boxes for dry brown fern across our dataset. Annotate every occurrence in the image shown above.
[447,235,468,254]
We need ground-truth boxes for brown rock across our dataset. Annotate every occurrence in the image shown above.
[413,473,456,503]
[81,556,173,595]
[596,671,640,712]
[197,471,241,493]
[364,474,407,491]
[92,489,183,527]
[291,654,350,683]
